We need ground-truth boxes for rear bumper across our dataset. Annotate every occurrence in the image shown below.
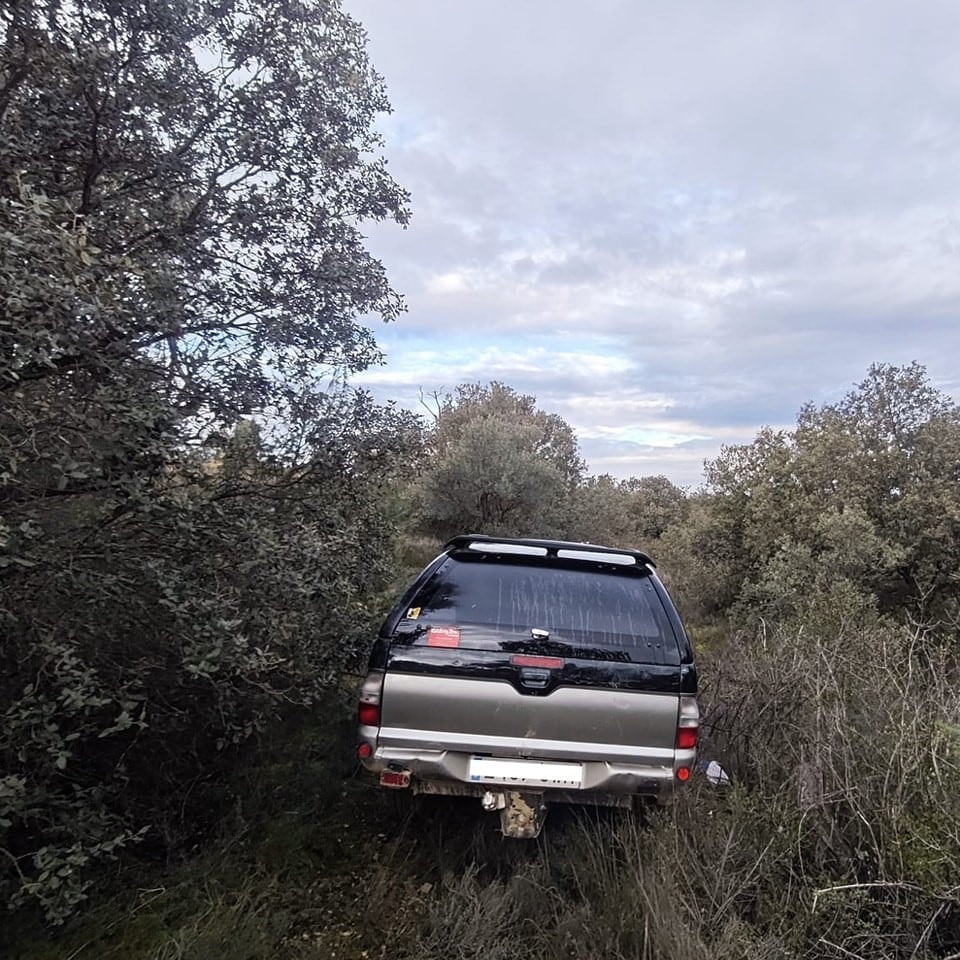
[360,744,694,799]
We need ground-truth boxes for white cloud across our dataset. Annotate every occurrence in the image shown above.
[424,270,472,295]
[346,0,960,484]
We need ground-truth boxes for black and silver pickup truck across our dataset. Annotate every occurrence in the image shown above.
[357,535,698,837]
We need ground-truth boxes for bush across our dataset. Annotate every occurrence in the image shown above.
[395,618,960,959]
[0,400,420,922]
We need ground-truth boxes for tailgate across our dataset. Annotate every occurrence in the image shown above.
[379,648,684,764]
[377,550,693,764]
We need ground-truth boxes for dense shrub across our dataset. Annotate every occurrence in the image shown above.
[400,617,960,959]
[0,401,420,922]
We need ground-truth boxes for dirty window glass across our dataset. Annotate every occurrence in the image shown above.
[409,555,679,664]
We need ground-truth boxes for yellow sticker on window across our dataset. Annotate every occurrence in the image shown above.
[406,606,421,620]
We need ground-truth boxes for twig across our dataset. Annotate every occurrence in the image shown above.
[813,881,923,912]
[818,940,869,960]
[911,902,949,960]
[812,880,960,913]
[0,846,25,881]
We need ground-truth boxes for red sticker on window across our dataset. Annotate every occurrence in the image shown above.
[427,626,461,648]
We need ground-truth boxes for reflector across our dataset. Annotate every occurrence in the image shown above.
[379,769,411,789]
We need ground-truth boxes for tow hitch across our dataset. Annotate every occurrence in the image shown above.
[481,791,547,838]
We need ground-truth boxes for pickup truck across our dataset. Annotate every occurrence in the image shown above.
[357,535,698,837]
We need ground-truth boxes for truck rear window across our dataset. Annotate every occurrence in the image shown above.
[404,554,680,664]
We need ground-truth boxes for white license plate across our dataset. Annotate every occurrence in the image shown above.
[468,756,582,788]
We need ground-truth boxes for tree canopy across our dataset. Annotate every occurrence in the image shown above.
[1,0,416,921]
[700,363,960,626]
[418,382,585,538]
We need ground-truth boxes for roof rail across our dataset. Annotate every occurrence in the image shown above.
[444,534,654,567]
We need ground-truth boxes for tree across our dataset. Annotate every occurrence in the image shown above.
[564,474,635,547]
[564,474,687,550]
[0,0,414,920]
[702,363,960,627]
[2,0,408,499]
[418,382,584,538]
[622,475,688,541]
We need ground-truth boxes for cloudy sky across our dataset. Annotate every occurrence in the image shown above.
[344,0,960,488]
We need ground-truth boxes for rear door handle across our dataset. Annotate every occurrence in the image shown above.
[519,667,550,689]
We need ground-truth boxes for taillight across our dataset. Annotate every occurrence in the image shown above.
[676,727,698,750]
[358,670,383,729]
[357,742,373,759]
[676,695,699,750]
[358,701,380,727]
[676,766,691,782]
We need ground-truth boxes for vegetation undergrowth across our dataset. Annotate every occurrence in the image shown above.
[8,606,960,960]
[1,691,412,960]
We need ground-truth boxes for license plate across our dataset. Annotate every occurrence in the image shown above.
[468,756,582,788]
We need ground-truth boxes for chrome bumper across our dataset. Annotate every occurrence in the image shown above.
[361,744,692,798]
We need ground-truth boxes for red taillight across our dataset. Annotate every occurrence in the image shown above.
[358,702,380,727]
[676,726,699,750]
[676,766,691,782]
[357,742,373,759]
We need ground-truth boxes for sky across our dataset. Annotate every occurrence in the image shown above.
[343,0,960,488]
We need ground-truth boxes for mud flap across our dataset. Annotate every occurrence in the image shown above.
[499,792,547,838]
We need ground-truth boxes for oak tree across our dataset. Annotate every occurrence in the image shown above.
[1,0,414,920]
